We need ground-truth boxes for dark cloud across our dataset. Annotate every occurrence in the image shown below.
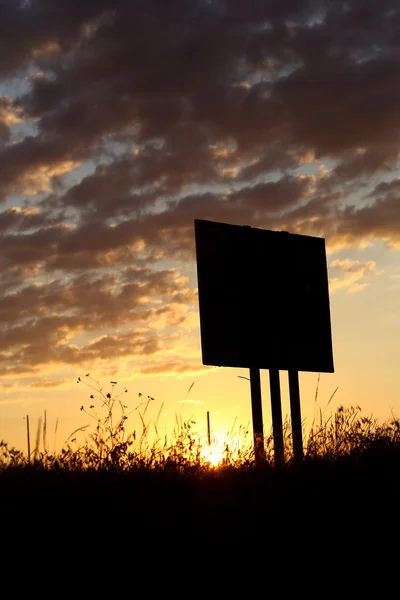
[0,207,55,232]
[0,0,399,375]
[59,157,154,217]
[0,1,112,77]
[332,148,399,183]
[0,267,195,374]
[0,268,194,329]
[228,176,310,214]
[0,1,395,193]
[368,178,400,198]
[273,57,400,155]
[0,2,398,195]
[337,194,400,245]
[0,327,161,377]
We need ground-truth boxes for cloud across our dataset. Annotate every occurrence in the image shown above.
[28,379,67,389]
[329,258,379,293]
[140,361,214,376]
[0,327,161,377]
[0,267,196,375]
[0,1,399,376]
[0,96,23,143]
[0,2,397,199]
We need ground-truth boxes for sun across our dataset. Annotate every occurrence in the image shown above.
[201,441,225,467]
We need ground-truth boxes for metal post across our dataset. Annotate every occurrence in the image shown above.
[288,369,303,461]
[269,368,284,467]
[207,411,211,445]
[249,367,265,464]
[26,415,31,462]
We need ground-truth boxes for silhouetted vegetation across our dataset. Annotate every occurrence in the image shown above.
[1,375,400,547]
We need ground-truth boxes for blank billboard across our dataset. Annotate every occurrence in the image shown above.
[195,219,334,373]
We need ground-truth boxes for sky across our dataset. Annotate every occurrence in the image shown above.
[0,0,400,456]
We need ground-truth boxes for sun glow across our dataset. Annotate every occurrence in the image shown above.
[200,440,226,467]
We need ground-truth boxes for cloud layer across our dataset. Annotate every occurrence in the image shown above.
[0,0,399,378]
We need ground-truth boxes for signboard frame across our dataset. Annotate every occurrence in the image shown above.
[195,219,334,374]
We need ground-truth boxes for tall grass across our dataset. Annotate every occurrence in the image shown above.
[1,374,400,473]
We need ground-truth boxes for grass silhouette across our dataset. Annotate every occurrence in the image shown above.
[1,373,400,472]
[1,374,400,553]
[3,376,396,587]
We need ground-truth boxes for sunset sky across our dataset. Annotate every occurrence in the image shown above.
[0,0,399,454]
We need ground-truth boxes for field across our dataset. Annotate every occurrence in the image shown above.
[1,376,400,575]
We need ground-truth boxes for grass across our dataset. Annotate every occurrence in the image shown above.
[1,373,400,471]
[1,374,400,552]
[10,374,259,470]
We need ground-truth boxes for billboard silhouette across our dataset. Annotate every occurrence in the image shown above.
[195,219,334,374]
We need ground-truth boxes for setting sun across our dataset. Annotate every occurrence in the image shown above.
[200,440,226,467]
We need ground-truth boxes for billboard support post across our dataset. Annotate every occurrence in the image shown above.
[269,368,284,466]
[288,369,303,460]
[249,367,265,464]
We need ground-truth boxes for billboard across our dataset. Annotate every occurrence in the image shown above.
[194,219,334,373]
